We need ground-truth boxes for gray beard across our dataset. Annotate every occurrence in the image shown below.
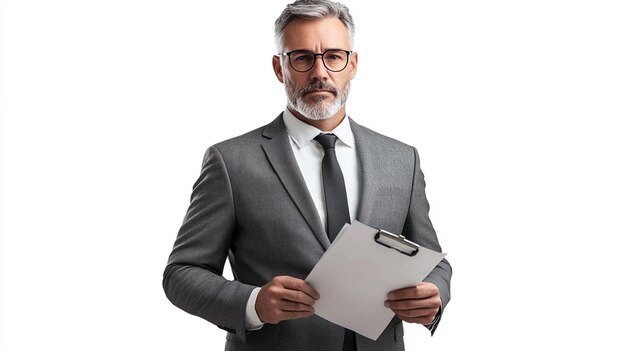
[284,79,350,121]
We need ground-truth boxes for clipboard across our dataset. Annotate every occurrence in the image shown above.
[305,221,445,340]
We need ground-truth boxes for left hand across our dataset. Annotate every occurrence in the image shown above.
[384,282,441,325]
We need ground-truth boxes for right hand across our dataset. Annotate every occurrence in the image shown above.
[255,275,320,324]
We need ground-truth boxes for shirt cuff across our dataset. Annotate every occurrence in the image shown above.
[244,287,264,331]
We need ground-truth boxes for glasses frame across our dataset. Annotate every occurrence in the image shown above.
[278,49,353,73]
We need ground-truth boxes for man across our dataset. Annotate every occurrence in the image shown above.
[163,1,452,350]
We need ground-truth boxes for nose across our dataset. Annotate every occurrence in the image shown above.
[308,55,330,81]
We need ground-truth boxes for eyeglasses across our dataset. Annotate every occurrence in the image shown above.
[278,49,353,72]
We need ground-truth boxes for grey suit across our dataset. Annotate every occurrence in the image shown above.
[163,114,452,351]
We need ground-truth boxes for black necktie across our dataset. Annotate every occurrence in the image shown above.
[314,133,356,351]
[314,133,351,241]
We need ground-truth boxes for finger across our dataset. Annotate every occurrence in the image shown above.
[388,283,437,300]
[277,300,316,313]
[280,289,317,306]
[396,314,437,325]
[276,310,315,321]
[384,296,440,310]
[279,276,320,300]
[391,306,438,319]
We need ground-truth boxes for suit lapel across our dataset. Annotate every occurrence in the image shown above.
[261,114,330,250]
[351,119,378,225]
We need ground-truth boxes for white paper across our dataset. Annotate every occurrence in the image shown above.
[305,221,445,340]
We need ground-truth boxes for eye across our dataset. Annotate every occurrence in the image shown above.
[291,51,313,63]
[324,51,347,61]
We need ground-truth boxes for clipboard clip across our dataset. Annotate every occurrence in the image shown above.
[374,229,419,257]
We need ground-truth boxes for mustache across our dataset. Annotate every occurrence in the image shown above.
[299,81,338,97]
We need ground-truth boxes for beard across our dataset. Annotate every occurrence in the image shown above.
[284,78,351,121]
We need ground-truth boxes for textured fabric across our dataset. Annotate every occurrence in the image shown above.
[163,113,452,351]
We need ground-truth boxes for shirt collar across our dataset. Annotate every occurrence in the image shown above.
[282,108,355,149]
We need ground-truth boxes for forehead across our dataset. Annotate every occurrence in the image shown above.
[282,17,351,51]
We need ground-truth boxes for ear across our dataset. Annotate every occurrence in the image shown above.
[272,55,285,83]
[348,51,358,80]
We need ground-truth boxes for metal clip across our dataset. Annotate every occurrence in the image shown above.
[374,229,419,257]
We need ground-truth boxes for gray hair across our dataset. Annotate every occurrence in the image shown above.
[274,0,355,52]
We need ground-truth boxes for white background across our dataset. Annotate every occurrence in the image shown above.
[1,0,625,350]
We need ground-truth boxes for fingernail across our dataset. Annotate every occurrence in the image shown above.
[384,301,390,308]
[388,292,396,299]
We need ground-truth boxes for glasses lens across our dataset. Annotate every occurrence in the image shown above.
[323,50,349,72]
[289,50,315,72]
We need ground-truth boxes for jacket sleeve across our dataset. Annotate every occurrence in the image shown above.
[402,147,452,334]
[163,146,256,342]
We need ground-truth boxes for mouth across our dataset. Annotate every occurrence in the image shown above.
[305,89,334,95]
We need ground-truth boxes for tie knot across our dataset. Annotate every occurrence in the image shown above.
[314,133,338,150]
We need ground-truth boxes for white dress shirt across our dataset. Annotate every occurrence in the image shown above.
[244,108,361,330]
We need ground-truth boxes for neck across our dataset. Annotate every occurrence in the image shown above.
[288,106,347,132]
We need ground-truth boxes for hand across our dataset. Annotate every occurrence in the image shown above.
[384,282,441,325]
[255,276,320,324]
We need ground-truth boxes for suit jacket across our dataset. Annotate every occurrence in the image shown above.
[163,114,452,351]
